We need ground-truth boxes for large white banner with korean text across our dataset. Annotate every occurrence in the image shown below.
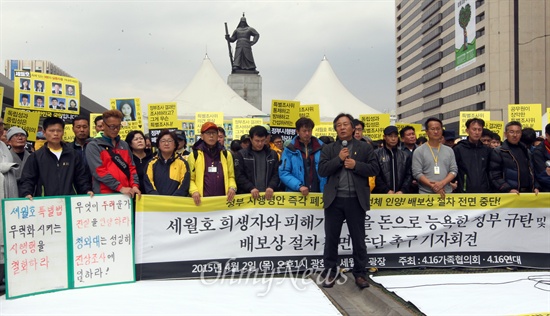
[135,193,549,279]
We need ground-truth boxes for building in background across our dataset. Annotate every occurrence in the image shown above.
[395,0,550,132]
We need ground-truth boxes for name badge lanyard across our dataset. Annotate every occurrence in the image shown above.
[428,144,441,175]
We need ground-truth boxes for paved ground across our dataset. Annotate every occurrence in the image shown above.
[316,267,550,316]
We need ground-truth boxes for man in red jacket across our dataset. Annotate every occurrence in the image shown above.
[86,110,141,198]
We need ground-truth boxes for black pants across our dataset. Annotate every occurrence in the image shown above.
[323,197,367,278]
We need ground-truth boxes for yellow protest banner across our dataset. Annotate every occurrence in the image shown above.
[359,114,391,141]
[313,123,337,140]
[232,118,263,140]
[148,102,178,130]
[459,111,490,136]
[194,112,223,136]
[299,104,320,126]
[90,113,102,137]
[14,71,80,114]
[486,121,504,140]
[270,100,300,127]
[4,108,41,141]
[110,98,143,139]
[508,104,542,130]
[63,124,75,143]
[395,123,423,139]
[0,87,3,110]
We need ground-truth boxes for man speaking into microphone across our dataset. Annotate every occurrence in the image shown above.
[318,113,379,289]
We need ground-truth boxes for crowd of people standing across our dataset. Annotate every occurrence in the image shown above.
[0,109,548,290]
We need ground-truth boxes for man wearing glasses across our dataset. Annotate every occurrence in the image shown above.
[6,127,30,183]
[489,121,540,194]
[86,110,141,198]
[188,122,236,206]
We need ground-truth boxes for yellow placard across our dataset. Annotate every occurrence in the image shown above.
[194,112,223,136]
[110,98,143,139]
[508,104,542,130]
[312,123,337,140]
[299,104,320,127]
[232,118,263,140]
[63,124,75,143]
[0,87,4,111]
[4,108,41,141]
[14,71,80,114]
[459,111,490,136]
[359,114,391,141]
[486,121,504,140]
[148,102,178,130]
[270,100,300,127]
[395,123,423,139]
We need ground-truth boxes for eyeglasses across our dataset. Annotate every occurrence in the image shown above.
[12,133,26,138]
[203,130,217,136]
[159,139,174,144]
[106,124,122,130]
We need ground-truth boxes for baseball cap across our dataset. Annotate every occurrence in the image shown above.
[443,130,456,141]
[175,130,186,141]
[261,124,271,134]
[383,126,398,136]
[200,122,218,133]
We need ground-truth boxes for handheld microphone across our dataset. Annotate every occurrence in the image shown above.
[342,140,348,147]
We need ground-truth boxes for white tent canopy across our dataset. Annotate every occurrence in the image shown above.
[295,56,380,122]
[172,55,266,119]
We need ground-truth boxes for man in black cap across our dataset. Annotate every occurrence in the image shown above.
[240,134,251,150]
[442,130,457,147]
[175,130,190,157]
[373,126,412,194]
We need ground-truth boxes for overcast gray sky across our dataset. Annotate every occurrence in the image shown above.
[1,0,396,114]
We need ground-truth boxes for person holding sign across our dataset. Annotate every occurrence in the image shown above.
[0,118,19,289]
[234,125,279,200]
[144,130,190,196]
[411,118,457,198]
[86,110,141,198]
[489,121,539,194]
[318,113,379,289]
[188,122,236,206]
[279,117,326,196]
[7,127,30,184]
[19,117,93,198]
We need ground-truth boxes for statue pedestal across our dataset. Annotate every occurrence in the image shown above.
[227,73,262,111]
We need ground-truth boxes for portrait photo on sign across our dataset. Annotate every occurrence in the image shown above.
[20,93,30,106]
[34,95,44,107]
[116,99,136,122]
[66,85,75,96]
[52,82,63,94]
[34,80,44,92]
[68,99,78,111]
[20,78,30,90]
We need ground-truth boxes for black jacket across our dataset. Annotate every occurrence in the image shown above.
[453,138,491,193]
[373,145,412,193]
[532,140,550,192]
[234,145,280,194]
[19,142,91,197]
[319,138,379,211]
[489,140,539,192]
